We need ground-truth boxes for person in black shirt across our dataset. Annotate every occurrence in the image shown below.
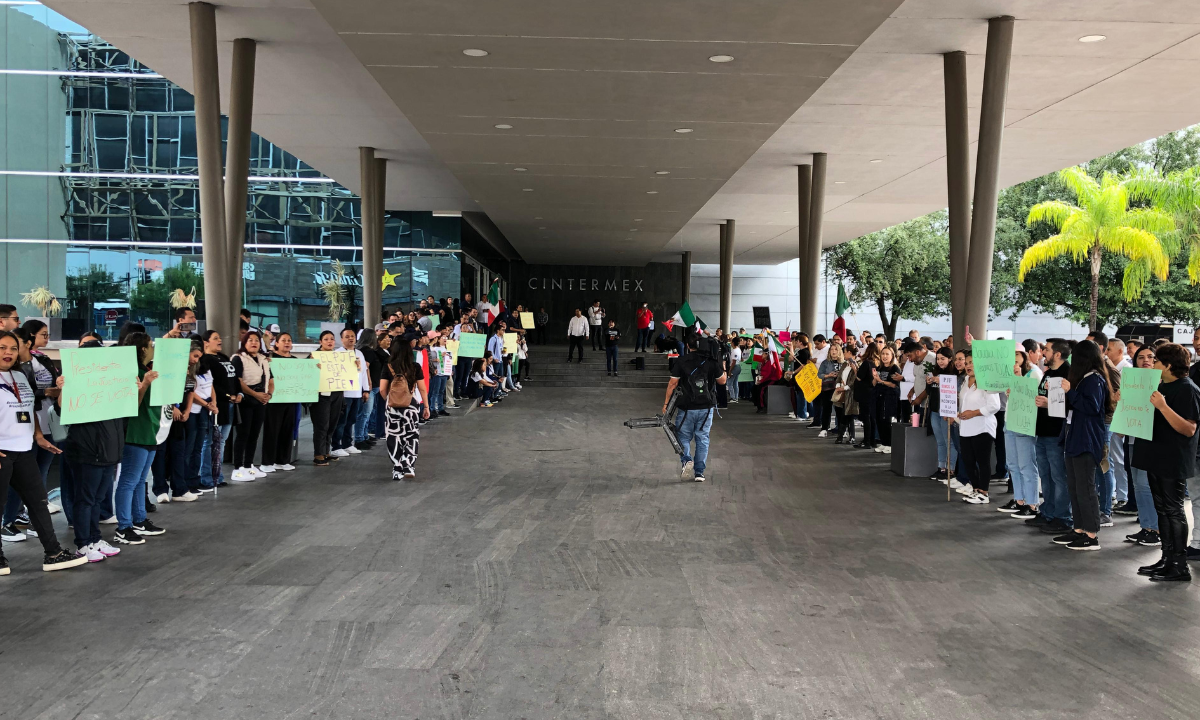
[872,346,903,454]
[1029,339,1073,533]
[662,332,727,483]
[604,320,621,377]
[199,330,241,487]
[260,333,299,472]
[1134,343,1200,582]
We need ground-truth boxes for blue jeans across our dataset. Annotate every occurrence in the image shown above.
[115,444,156,530]
[72,462,115,548]
[1004,429,1040,506]
[729,365,740,400]
[428,375,447,413]
[334,396,361,450]
[1094,426,1115,516]
[636,328,650,352]
[1035,436,1072,525]
[1110,432,1129,503]
[354,391,376,442]
[4,446,53,524]
[930,411,956,470]
[58,456,75,522]
[675,408,714,476]
[371,391,385,437]
[184,411,211,492]
[606,345,619,373]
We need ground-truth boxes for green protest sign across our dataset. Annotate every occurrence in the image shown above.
[269,358,320,404]
[1006,374,1040,436]
[457,332,486,358]
[971,339,1015,391]
[149,338,192,406]
[60,346,139,425]
[1111,367,1161,441]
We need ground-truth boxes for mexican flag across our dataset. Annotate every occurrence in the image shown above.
[831,280,850,341]
[759,332,785,384]
[665,301,702,332]
[483,278,505,325]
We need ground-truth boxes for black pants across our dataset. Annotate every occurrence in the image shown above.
[993,410,1007,475]
[606,345,619,373]
[1148,473,1189,568]
[0,449,63,557]
[72,462,114,549]
[1065,453,1101,534]
[875,395,895,447]
[590,324,602,350]
[857,394,876,445]
[960,433,995,493]
[262,403,297,466]
[311,393,342,458]
[568,336,585,361]
[535,326,546,345]
[816,390,834,430]
[835,407,855,441]
[234,398,266,468]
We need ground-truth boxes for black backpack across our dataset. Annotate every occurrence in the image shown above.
[676,354,715,408]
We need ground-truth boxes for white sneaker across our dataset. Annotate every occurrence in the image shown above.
[963,492,990,505]
[81,544,105,563]
[331,449,350,458]
[156,493,171,504]
[259,464,277,473]
[788,412,796,419]
[248,466,267,478]
[403,471,416,479]
[817,430,828,438]
[948,479,964,490]
[182,491,201,501]
[277,464,296,471]
[48,502,62,515]
[99,516,117,525]
[882,446,892,454]
[95,539,121,557]
[681,460,694,481]
[955,483,975,496]
[516,383,523,390]
[231,469,255,483]
[346,446,363,455]
[873,445,884,453]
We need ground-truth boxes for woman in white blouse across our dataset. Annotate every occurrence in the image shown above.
[954,349,1002,504]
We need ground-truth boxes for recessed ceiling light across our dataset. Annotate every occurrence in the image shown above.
[709,54,735,63]
[534,216,542,219]
[521,188,533,192]
[513,167,527,172]
[1078,35,1107,43]
[463,49,489,57]
[869,159,882,163]
[630,228,638,231]
[674,128,693,134]
[646,191,658,194]
[494,124,513,129]
[634,218,642,221]
[834,181,846,184]
[655,170,670,175]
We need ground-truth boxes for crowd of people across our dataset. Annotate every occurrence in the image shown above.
[0,292,533,575]
[713,323,1200,581]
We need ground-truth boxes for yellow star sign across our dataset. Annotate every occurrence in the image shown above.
[381,268,399,290]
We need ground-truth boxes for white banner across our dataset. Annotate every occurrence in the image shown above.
[939,375,958,419]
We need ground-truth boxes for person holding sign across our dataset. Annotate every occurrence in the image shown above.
[1122,346,1162,547]
[261,333,300,473]
[0,331,89,574]
[112,333,167,546]
[1132,343,1200,581]
[1053,340,1114,551]
[999,350,1042,519]
[331,328,369,458]
[926,348,958,481]
[310,331,343,467]
[230,332,272,482]
[1030,340,1073,535]
[955,350,1002,505]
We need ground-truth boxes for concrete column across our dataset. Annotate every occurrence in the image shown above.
[358,147,376,328]
[796,164,812,331]
[365,156,387,327]
[719,221,734,332]
[943,50,971,346]
[801,152,827,336]
[681,251,691,304]
[189,2,229,343]
[964,16,1015,340]
[224,37,256,336]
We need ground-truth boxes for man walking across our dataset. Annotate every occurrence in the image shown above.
[605,319,621,376]
[587,300,604,351]
[662,332,727,483]
[567,309,588,363]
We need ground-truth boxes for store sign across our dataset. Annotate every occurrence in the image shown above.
[188,261,256,280]
[311,271,363,287]
[526,277,645,292]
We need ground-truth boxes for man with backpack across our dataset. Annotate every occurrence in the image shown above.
[661,331,727,482]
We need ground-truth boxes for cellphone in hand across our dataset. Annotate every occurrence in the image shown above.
[178,322,197,334]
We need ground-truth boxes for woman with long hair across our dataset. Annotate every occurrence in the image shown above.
[354,329,383,449]
[311,330,342,466]
[947,350,970,492]
[260,332,298,472]
[927,347,957,482]
[833,346,858,445]
[872,345,903,454]
[111,332,167,545]
[816,343,843,438]
[199,329,241,488]
[184,338,218,494]
[2,322,61,536]
[381,336,427,480]
[231,331,271,481]
[854,342,881,449]
[1123,345,1161,547]
[998,349,1042,519]
[1054,339,1112,551]
[954,350,1002,504]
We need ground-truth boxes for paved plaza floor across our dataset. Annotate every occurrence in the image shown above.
[3,387,1199,719]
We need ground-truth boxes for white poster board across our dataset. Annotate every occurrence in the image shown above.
[1046,376,1067,418]
[938,375,958,419]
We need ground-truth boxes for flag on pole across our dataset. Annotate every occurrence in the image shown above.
[484,277,505,325]
[759,331,785,383]
[665,301,701,332]
[831,280,850,341]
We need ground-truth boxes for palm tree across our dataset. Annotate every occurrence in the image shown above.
[1126,166,1200,282]
[1020,167,1173,331]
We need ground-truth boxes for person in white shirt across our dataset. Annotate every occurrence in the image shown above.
[567,309,589,363]
[728,341,743,403]
[331,328,369,458]
[954,349,1003,504]
[587,301,605,351]
[810,334,830,367]
[1104,337,1133,512]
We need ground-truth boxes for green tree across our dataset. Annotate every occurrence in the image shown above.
[824,210,949,340]
[1020,167,1173,332]
[130,262,205,328]
[65,265,127,322]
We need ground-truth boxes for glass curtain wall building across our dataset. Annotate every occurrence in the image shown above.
[2,3,462,340]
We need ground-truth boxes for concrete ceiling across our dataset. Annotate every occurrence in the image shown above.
[37,1,1200,267]
[671,0,1200,264]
